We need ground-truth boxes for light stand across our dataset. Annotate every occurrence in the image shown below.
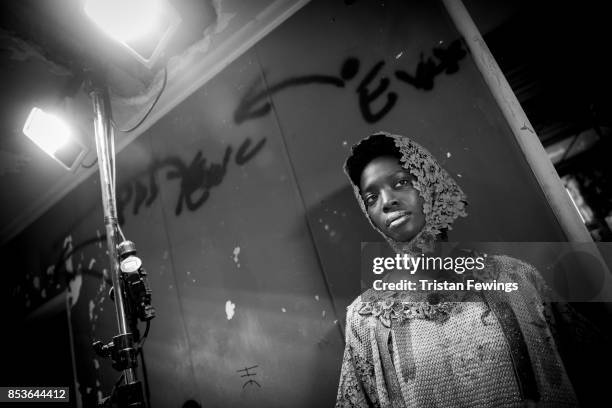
[87,76,154,408]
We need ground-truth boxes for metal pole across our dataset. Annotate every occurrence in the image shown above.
[441,0,593,243]
[89,84,136,385]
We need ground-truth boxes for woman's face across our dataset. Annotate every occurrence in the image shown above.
[359,156,426,242]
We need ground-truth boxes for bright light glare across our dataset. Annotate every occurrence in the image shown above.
[23,107,71,155]
[84,0,162,43]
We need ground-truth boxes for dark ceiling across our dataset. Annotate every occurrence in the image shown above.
[0,0,255,244]
[482,1,612,146]
[0,0,217,94]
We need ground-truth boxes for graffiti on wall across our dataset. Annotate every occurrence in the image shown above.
[234,40,467,124]
[237,365,261,389]
[117,137,266,223]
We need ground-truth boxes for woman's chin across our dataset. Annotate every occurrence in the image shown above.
[389,230,419,243]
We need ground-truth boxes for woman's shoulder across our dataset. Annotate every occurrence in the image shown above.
[485,253,550,296]
[487,254,542,278]
[343,290,380,345]
[346,289,376,319]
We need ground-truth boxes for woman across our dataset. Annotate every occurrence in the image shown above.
[335,132,591,407]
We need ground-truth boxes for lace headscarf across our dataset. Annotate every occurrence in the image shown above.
[344,131,468,255]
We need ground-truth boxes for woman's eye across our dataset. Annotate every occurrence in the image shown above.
[396,179,411,187]
[364,195,377,207]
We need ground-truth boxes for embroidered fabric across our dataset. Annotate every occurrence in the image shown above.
[358,257,500,328]
[336,255,581,408]
[336,347,380,408]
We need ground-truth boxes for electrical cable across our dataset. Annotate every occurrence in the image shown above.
[108,124,121,242]
[117,224,127,241]
[107,373,125,403]
[81,157,98,168]
[109,122,116,192]
[117,66,168,133]
[80,66,167,170]
[137,320,151,350]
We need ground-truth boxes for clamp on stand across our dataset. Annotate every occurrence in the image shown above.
[93,240,156,408]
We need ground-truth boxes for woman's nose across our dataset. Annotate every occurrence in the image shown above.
[381,190,399,212]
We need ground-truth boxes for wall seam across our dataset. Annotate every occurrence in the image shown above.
[147,134,202,402]
[253,46,345,340]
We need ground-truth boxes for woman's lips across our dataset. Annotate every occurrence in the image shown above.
[386,211,411,228]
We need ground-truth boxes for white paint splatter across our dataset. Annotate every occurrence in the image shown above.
[97,279,107,295]
[333,320,338,324]
[93,359,99,369]
[457,173,462,178]
[446,152,452,158]
[225,300,236,320]
[46,265,55,275]
[281,308,287,313]
[186,270,191,275]
[88,258,96,270]
[96,230,102,248]
[322,310,326,318]
[395,51,403,59]
[89,300,95,321]
[41,289,46,299]
[33,276,40,290]
[232,246,241,268]
[342,141,348,146]
[330,230,337,238]
[68,274,83,308]
[315,295,320,301]
[86,387,92,394]
[64,235,74,273]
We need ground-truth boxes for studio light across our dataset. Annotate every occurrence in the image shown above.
[83,0,181,67]
[22,107,86,170]
[84,0,162,44]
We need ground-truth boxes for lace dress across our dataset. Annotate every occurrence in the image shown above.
[338,132,597,407]
[335,255,580,407]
